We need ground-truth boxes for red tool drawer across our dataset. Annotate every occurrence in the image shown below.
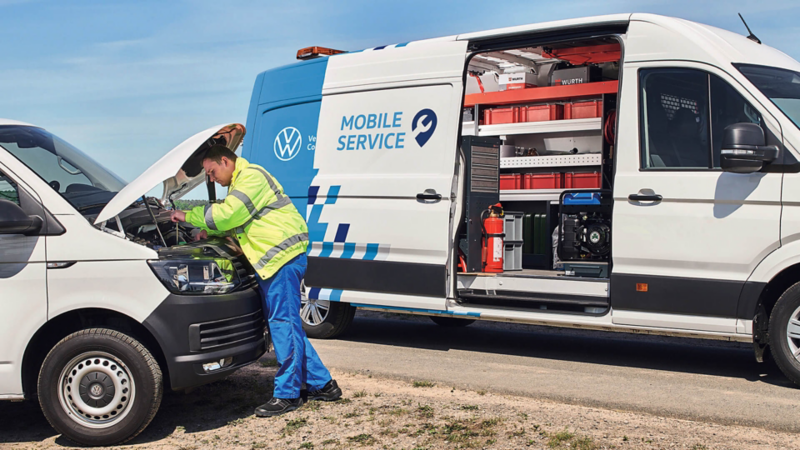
[483,107,521,125]
[564,100,602,119]
[521,104,564,122]
[564,172,601,189]
[500,174,522,190]
[524,173,562,190]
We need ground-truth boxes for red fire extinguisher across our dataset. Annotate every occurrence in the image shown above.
[481,203,504,273]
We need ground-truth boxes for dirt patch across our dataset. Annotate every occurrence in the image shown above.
[1,355,797,449]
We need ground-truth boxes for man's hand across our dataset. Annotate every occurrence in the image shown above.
[194,230,208,242]
[170,210,186,223]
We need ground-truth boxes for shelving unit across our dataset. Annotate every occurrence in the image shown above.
[464,81,618,107]
[499,188,595,202]
[462,117,601,138]
[501,153,601,169]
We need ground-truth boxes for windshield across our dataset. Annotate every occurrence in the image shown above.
[0,125,126,213]
[736,64,800,131]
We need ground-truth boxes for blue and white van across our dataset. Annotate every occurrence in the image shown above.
[243,14,800,386]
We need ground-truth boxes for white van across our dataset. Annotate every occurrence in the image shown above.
[0,121,266,445]
[243,14,800,387]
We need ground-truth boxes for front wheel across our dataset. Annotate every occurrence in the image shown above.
[300,282,356,339]
[38,328,163,446]
[768,282,800,386]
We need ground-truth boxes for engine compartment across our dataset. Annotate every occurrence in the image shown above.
[91,198,199,250]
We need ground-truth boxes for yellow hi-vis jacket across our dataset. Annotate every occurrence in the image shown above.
[185,157,308,280]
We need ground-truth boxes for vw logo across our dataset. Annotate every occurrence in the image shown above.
[274,127,302,161]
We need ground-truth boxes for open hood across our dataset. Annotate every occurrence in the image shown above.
[94,123,245,225]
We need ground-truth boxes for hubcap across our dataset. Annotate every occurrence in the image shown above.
[57,352,136,428]
[787,305,800,362]
[299,281,330,326]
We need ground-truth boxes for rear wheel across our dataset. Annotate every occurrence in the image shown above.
[38,328,162,446]
[768,282,800,386]
[300,282,356,339]
[429,316,476,327]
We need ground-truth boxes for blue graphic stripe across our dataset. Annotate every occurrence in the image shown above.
[340,243,356,259]
[325,185,340,204]
[364,243,380,261]
[307,186,320,204]
[350,303,480,317]
[395,42,409,48]
[308,287,321,300]
[307,204,327,242]
[319,242,335,258]
[334,224,350,242]
[330,290,343,301]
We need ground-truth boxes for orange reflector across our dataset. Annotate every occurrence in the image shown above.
[636,283,648,292]
[297,46,346,60]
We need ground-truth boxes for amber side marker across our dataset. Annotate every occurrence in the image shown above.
[636,283,649,292]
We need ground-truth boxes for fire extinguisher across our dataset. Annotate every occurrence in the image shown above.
[481,203,505,273]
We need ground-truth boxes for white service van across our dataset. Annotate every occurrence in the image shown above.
[0,121,266,445]
[242,14,800,387]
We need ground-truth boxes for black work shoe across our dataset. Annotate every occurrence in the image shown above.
[254,397,303,417]
[307,379,342,402]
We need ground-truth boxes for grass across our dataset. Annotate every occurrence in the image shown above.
[461,404,479,411]
[250,444,267,449]
[417,405,434,418]
[284,418,308,434]
[353,390,368,398]
[343,411,360,418]
[477,390,487,396]
[298,443,314,449]
[548,428,575,448]
[259,359,279,368]
[320,439,338,447]
[412,380,436,388]
[691,445,708,450]
[347,433,377,446]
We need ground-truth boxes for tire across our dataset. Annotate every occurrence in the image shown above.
[38,328,163,446]
[429,316,476,327]
[768,282,800,387]
[300,282,356,339]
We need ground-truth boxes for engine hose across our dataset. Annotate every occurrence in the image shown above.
[604,109,617,145]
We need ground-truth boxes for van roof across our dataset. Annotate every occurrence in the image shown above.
[0,118,36,127]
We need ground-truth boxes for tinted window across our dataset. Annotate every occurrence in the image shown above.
[640,69,762,169]
[736,64,800,131]
[0,171,19,206]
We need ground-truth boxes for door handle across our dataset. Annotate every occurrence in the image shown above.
[417,189,442,202]
[628,193,662,202]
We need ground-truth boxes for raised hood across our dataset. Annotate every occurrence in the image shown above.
[94,123,245,225]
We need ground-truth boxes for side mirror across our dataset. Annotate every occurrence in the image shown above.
[0,199,43,235]
[720,123,780,174]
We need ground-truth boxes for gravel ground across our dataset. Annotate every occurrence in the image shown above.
[1,353,798,449]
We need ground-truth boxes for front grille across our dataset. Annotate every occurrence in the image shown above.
[189,310,264,352]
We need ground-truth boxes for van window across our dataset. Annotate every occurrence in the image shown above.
[640,69,762,169]
[0,171,19,206]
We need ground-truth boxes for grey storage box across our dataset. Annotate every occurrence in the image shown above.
[504,212,524,271]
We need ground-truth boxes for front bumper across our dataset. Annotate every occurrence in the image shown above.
[143,286,267,391]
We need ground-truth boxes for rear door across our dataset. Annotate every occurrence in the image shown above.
[304,40,468,310]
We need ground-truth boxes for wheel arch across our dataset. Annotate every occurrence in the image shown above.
[21,308,168,399]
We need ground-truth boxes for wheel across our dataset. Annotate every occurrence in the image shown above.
[300,281,356,339]
[768,282,800,386]
[429,316,476,327]
[38,328,163,446]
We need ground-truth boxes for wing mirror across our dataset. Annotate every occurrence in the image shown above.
[0,199,43,235]
[720,123,780,174]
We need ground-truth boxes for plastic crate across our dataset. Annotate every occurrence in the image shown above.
[504,243,523,271]
[564,172,601,189]
[564,100,603,119]
[524,173,562,189]
[504,212,523,241]
[522,104,564,122]
[483,107,521,125]
[499,174,521,190]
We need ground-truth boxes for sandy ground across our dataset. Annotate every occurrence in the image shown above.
[2,354,798,450]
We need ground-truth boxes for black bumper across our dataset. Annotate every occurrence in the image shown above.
[143,286,267,391]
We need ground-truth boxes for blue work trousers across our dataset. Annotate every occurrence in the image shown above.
[257,253,331,399]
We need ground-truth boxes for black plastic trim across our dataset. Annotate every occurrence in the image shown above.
[736,281,767,320]
[459,289,608,307]
[467,22,629,53]
[142,287,266,391]
[610,273,743,318]
[306,257,446,298]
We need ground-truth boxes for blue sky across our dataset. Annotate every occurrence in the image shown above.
[2,0,799,192]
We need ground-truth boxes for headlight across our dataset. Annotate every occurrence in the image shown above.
[148,257,240,295]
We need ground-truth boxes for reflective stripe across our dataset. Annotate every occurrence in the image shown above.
[229,189,257,216]
[253,233,309,270]
[241,196,293,229]
[204,204,217,231]
[246,166,286,202]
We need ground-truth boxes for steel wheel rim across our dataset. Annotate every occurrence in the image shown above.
[300,281,330,326]
[57,351,136,429]
[787,305,800,363]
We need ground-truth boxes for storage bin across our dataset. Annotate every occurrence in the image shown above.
[504,212,524,241]
[503,242,523,271]
[521,104,564,122]
[499,174,521,190]
[564,171,601,189]
[564,100,603,119]
[483,107,521,125]
[524,173,562,189]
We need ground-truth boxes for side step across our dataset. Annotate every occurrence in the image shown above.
[457,273,609,314]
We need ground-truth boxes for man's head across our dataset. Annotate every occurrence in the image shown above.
[202,145,238,186]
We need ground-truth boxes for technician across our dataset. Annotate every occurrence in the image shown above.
[170,145,342,417]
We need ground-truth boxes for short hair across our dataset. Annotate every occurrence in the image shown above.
[203,145,238,164]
